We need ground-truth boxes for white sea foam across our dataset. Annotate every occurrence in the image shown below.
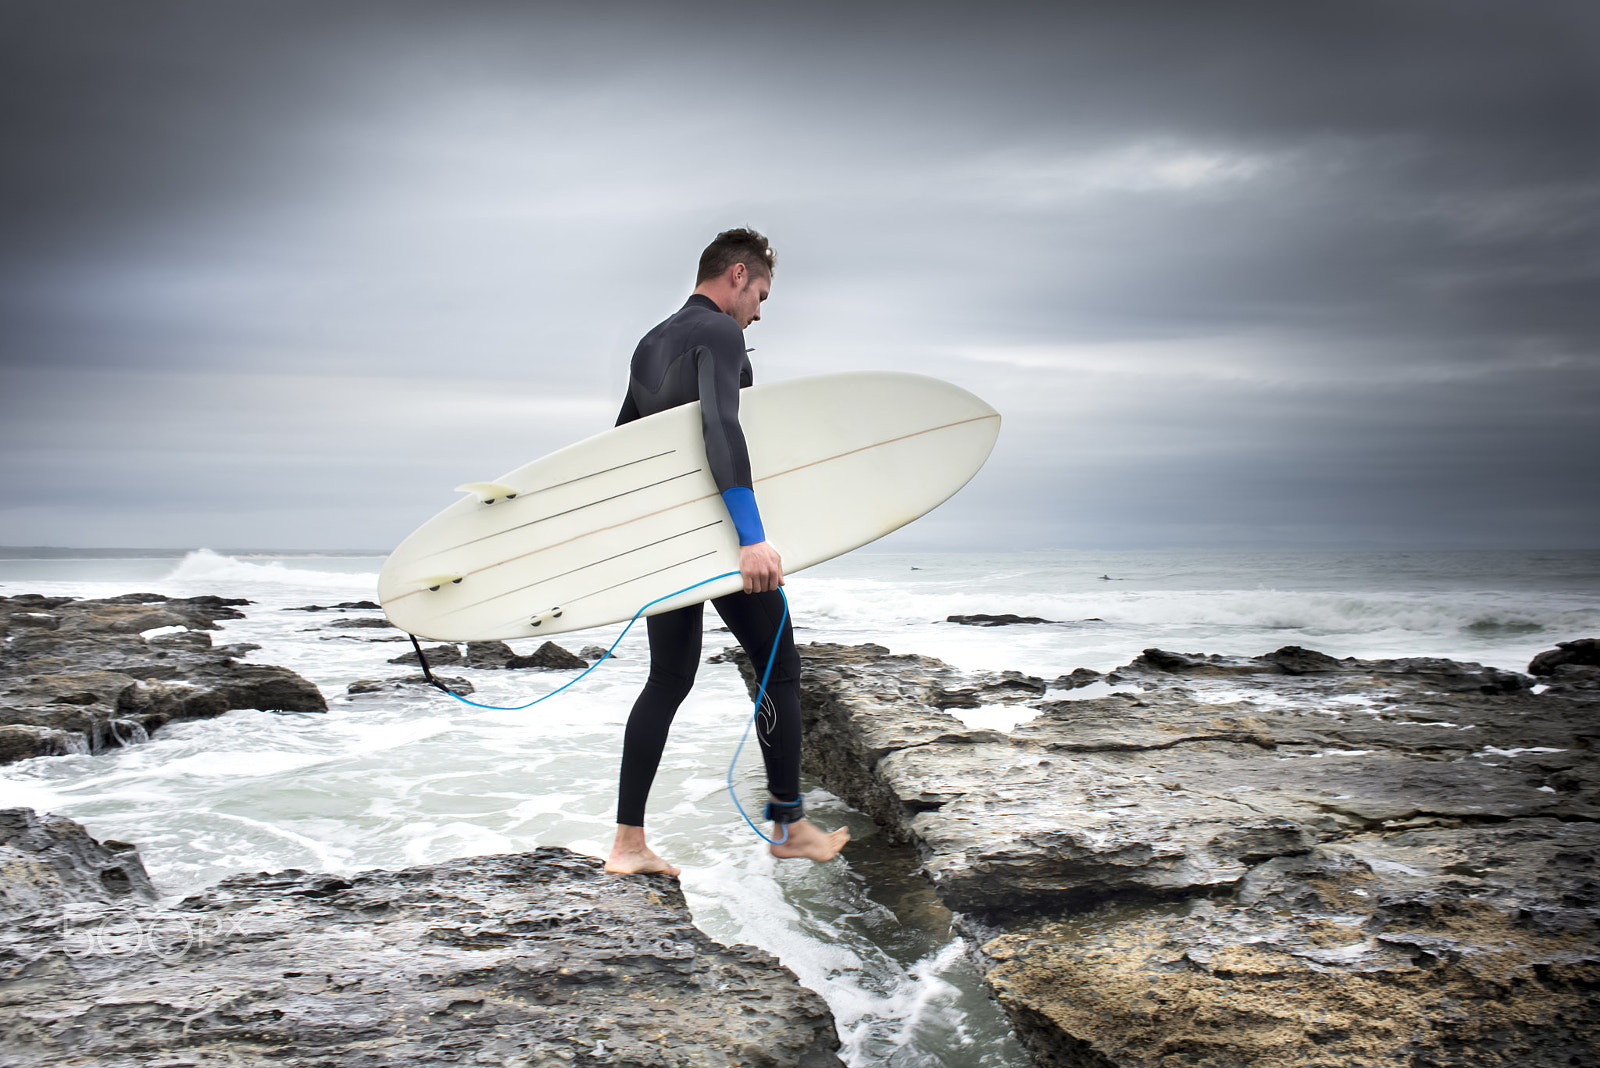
[946,704,1042,731]
[139,625,188,640]
[0,776,64,813]
[155,748,334,779]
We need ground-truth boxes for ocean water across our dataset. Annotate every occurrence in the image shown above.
[2,547,1596,1066]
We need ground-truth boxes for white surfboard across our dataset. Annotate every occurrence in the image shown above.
[379,371,1000,641]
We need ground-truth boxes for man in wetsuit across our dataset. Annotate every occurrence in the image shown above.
[605,228,850,876]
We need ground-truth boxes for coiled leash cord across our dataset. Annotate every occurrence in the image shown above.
[406,573,792,844]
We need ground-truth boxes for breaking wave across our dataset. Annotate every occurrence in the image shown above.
[164,549,380,592]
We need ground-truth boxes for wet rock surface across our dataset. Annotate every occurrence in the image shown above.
[386,639,586,672]
[0,807,157,921]
[0,594,328,765]
[464,639,590,670]
[345,674,475,697]
[284,601,382,612]
[0,809,843,1068]
[387,641,465,667]
[735,641,1600,1067]
[1529,638,1600,694]
[947,614,1061,626]
[512,640,590,670]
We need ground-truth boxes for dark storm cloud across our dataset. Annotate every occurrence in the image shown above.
[1,0,1596,548]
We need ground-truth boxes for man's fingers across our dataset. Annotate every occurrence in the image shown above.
[738,542,784,595]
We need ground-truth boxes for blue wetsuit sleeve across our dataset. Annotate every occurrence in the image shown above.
[720,486,766,546]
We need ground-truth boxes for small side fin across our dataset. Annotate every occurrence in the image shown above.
[411,574,465,592]
[456,481,519,504]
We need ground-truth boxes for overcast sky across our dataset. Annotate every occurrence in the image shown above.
[1,0,1596,552]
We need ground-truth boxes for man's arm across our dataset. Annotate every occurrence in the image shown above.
[691,322,784,591]
[693,333,756,506]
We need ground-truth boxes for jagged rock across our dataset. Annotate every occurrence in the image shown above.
[285,600,382,612]
[1258,643,1346,674]
[347,674,476,696]
[579,645,614,661]
[184,594,254,609]
[1529,637,1600,675]
[88,593,251,609]
[743,641,1600,1068]
[947,613,1059,626]
[0,807,157,920]
[1117,645,1533,693]
[1051,667,1102,689]
[325,616,394,629]
[466,639,516,668]
[464,639,601,671]
[0,834,844,1067]
[1539,662,1600,693]
[345,674,473,700]
[507,641,588,670]
[0,724,88,763]
[0,595,328,764]
[386,643,463,666]
[396,673,474,695]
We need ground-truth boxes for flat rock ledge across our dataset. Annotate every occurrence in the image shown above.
[0,807,844,1068]
[732,642,1600,1068]
[0,593,327,765]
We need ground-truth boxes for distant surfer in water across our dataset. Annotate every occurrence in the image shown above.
[606,228,850,876]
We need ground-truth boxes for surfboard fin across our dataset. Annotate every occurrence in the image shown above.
[412,574,465,592]
[456,481,519,504]
[530,607,564,628]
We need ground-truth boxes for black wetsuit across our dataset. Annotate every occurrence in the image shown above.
[613,294,802,827]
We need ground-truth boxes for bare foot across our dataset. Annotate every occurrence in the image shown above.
[605,848,680,876]
[605,824,681,877]
[768,818,850,862]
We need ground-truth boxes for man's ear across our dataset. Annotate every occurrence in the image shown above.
[729,261,747,287]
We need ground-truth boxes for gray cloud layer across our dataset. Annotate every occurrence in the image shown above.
[2,0,1596,549]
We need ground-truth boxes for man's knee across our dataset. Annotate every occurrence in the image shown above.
[643,668,697,704]
[763,644,802,687]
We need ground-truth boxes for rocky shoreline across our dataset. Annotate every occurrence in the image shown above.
[0,807,844,1067]
[0,593,327,764]
[7,586,1597,1066]
[0,594,848,1066]
[733,639,1600,1067]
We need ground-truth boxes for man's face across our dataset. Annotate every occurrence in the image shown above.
[728,268,771,329]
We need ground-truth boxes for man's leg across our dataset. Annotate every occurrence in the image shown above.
[607,603,702,875]
[712,590,849,862]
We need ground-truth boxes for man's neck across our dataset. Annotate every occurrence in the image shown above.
[690,287,725,313]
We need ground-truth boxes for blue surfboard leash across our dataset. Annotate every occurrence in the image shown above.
[404,572,792,845]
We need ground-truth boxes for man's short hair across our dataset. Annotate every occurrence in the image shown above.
[696,228,776,285]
